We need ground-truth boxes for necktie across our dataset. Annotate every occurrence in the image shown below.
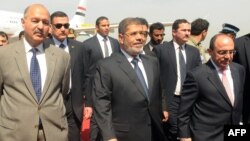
[103,37,109,57]
[30,48,41,102]
[179,46,186,85]
[131,57,149,100]
[221,69,234,105]
[59,43,65,49]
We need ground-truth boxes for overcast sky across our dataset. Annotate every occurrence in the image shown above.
[0,0,249,47]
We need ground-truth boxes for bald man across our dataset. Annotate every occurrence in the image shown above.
[0,4,70,141]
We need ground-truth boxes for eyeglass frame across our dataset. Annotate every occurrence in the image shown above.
[216,50,236,56]
[124,31,148,38]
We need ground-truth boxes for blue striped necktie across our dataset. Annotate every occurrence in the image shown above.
[131,57,149,100]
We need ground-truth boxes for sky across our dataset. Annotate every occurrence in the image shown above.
[0,0,249,47]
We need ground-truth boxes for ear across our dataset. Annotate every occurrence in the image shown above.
[21,18,25,28]
[207,48,212,56]
[118,33,124,44]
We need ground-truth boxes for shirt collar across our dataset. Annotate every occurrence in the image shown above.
[97,33,108,41]
[52,36,67,47]
[173,41,185,50]
[121,49,142,63]
[24,38,44,53]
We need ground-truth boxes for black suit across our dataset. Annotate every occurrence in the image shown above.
[92,51,166,141]
[83,35,119,141]
[233,33,250,124]
[44,37,89,141]
[178,60,245,141]
[143,42,156,57]
[154,41,201,140]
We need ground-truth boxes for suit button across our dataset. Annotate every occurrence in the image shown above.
[38,106,41,110]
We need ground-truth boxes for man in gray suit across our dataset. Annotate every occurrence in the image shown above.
[0,4,70,141]
[178,34,245,141]
[92,17,166,141]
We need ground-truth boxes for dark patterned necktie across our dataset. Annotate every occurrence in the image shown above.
[30,48,41,102]
[131,57,149,100]
[59,43,65,49]
[179,46,186,85]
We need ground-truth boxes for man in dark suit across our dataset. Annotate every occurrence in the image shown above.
[0,4,70,141]
[178,34,245,141]
[154,19,201,141]
[233,33,250,124]
[92,17,166,141]
[44,11,92,141]
[83,16,119,141]
[144,22,165,57]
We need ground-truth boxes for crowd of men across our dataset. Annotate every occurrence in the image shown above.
[1,3,250,141]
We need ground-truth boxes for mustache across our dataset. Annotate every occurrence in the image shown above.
[34,29,45,36]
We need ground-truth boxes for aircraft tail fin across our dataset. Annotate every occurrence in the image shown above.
[70,0,87,28]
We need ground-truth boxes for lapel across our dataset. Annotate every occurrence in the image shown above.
[93,35,105,58]
[67,39,76,73]
[230,63,240,107]
[109,37,116,52]
[141,55,153,101]
[114,53,149,101]
[14,41,38,102]
[244,36,250,70]
[185,45,193,68]
[206,61,233,106]
[168,41,178,75]
[39,43,57,103]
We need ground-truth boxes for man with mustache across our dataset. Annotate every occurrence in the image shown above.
[154,19,201,141]
[0,4,70,141]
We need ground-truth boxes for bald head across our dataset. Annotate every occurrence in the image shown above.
[21,4,50,47]
[208,34,235,70]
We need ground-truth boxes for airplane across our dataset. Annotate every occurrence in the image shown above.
[0,0,91,38]
[0,0,172,40]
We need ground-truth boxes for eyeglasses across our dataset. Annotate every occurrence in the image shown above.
[217,50,236,55]
[53,23,70,29]
[125,31,148,37]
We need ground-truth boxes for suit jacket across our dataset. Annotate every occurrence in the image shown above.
[83,35,120,97]
[178,60,245,141]
[143,42,156,57]
[0,40,70,141]
[44,37,90,122]
[233,33,250,123]
[92,52,166,141]
[154,41,201,110]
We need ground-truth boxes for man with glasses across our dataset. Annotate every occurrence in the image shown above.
[144,22,165,57]
[44,11,92,141]
[92,17,167,141]
[178,34,245,141]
